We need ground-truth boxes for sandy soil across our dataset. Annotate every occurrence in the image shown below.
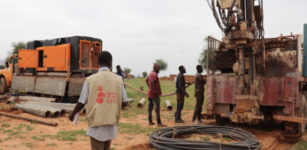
[0,104,298,150]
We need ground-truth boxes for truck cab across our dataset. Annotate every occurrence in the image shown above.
[0,54,21,93]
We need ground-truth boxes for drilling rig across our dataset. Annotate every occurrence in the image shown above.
[0,36,102,102]
[206,0,307,137]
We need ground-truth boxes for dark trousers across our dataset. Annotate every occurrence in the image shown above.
[148,96,161,124]
[193,92,204,121]
[176,94,185,113]
[90,137,111,150]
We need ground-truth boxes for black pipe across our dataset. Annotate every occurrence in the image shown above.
[149,125,260,150]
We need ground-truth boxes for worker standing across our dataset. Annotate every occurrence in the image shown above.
[116,65,133,109]
[69,51,128,150]
[146,63,167,127]
[192,65,206,124]
[116,65,125,82]
[175,66,190,123]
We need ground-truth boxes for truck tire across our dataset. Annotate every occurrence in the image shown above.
[215,114,230,126]
[0,77,8,94]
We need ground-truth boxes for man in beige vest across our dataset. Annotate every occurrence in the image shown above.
[69,51,128,150]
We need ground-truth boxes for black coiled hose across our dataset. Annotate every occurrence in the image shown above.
[149,125,260,150]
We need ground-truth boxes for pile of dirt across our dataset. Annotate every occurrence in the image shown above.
[0,107,23,114]
[126,142,154,150]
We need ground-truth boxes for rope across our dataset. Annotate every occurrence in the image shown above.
[124,81,195,97]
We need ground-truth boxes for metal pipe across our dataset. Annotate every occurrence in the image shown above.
[0,111,57,127]
[21,101,75,114]
[303,24,307,76]
[249,48,254,84]
[137,98,146,108]
[220,113,230,118]
[252,115,264,121]
[7,96,18,104]
[273,115,307,124]
[15,104,52,118]
[238,45,245,94]
[19,96,56,102]
[127,98,134,103]
[0,95,7,100]
[36,72,69,77]
[165,100,172,110]
[22,103,66,117]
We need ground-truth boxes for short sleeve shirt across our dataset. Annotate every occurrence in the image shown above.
[146,71,162,98]
[176,73,185,96]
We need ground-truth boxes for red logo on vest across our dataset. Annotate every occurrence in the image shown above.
[96,85,106,104]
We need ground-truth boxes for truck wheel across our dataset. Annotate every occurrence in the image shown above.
[0,77,8,94]
[215,114,230,126]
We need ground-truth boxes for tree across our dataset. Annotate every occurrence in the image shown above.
[0,65,5,69]
[6,42,26,61]
[154,59,168,71]
[198,37,209,69]
[123,68,132,76]
[142,71,147,78]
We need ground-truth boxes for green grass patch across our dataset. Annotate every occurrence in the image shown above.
[9,132,18,135]
[290,140,307,150]
[32,135,45,141]
[30,121,37,124]
[0,139,2,142]
[117,123,159,134]
[23,142,33,148]
[202,137,210,141]
[2,123,10,128]
[47,143,56,146]
[26,125,33,131]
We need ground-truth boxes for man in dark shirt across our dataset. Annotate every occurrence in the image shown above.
[192,65,207,124]
[146,63,166,127]
[116,65,124,81]
[175,66,190,123]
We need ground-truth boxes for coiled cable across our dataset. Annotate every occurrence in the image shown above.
[149,125,260,150]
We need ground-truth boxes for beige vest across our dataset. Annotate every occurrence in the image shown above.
[86,71,123,127]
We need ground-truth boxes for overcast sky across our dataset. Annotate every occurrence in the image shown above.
[0,0,306,77]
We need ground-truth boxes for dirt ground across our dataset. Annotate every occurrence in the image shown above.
[0,103,303,150]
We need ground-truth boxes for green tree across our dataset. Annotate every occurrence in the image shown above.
[142,71,147,78]
[6,42,26,61]
[154,59,168,71]
[0,65,5,69]
[123,68,132,75]
[198,37,209,69]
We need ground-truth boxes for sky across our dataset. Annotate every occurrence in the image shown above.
[0,0,306,77]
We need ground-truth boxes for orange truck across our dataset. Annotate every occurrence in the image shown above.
[0,36,102,102]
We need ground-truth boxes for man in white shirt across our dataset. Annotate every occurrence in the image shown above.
[69,51,128,150]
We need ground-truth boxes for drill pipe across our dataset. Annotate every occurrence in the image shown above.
[19,96,56,103]
[137,98,146,108]
[0,95,7,100]
[19,103,63,118]
[238,45,245,94]
[15,104,52,118]
[0,111,57,127]
[165,100,172,110]
[7,96,18,104]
